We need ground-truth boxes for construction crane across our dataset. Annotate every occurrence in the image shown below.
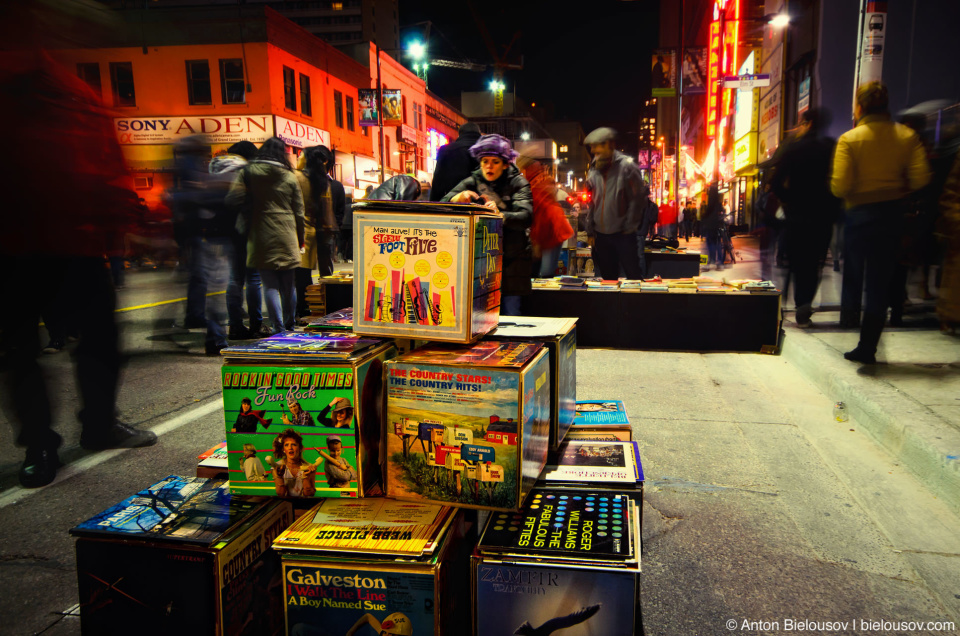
[405,10,522,115]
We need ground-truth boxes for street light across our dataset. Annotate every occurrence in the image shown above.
[520,131,530,141]
[767,13,790,28]
[408,41,426,60]
[407,41,428,85]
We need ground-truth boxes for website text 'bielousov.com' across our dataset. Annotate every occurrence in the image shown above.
[726,618,956,632]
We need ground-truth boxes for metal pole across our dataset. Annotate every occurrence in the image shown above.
[852,0,866,120]
[675,0,683,208]
[376,42,385,185]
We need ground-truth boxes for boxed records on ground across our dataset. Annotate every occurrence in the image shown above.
[272,498,475,635]
[221,332,397,498]
[352,200,503,344]
[541,441,644,491]
[473,487,641,635]
[567,399,632,441]
[70,475,294,636]
[487,316,577,450]
[385,341,551,511]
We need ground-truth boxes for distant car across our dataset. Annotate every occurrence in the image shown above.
[869,14,884,31]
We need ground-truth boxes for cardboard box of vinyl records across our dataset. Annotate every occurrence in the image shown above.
[352,200,503,344]
[220,332,396,499]
[70,476,294,636]
[272,498,475,636]
[487,316,577,450]
[473,487,642,636]
[385,341,551,512]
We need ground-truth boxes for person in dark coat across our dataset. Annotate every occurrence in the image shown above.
[1,47,157,488]
[368,175,422,200]
[429,123,482,201]
[442,134,533,315]
[770,108,843,327]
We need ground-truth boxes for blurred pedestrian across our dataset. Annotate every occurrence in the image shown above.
[937,154,960,334]
[227,137,306,334]
[1,48,157,488]
[294,152,317,319]
[681,200,696,242]
[831,82,931,363]
[583,127,645,280]
[701,184,725,270]
[204,147,253,352]
[635,187,658,278]
[658,199,679,239]
[771,108,842,327]
[219,141,269,340]
[303,145,344,279]
[443,134,533,315]
[340,188,354,264]
[518,156,574,277]
[430,122,482,202]
[168,136,213,329]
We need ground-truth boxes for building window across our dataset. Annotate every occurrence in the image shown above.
[77,63,101,96]
[299,73,312,116]
[185,60,212,105]
[331,1,343,9]
[220,59,245,104]
[109,62,136,107]
[385,136,391,165]
[334,90,344,128]
[402,95,407,124]
[283,66,296,110]
[346,95,355,131]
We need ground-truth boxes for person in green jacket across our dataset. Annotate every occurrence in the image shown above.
[227,137,306,334]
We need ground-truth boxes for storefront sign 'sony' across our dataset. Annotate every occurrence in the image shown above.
[114,115,275,145]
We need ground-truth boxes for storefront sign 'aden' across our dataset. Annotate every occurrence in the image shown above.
[114,115,275,144]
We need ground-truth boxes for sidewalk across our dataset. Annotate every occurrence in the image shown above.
[740,239,960,516]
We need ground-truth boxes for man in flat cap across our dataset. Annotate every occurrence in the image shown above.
[583,127,645,279]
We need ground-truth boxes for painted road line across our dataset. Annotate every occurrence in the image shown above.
[116,290,225,313]
[0,398,223,509]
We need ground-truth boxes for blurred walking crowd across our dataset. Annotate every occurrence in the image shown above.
[755,81,960,365]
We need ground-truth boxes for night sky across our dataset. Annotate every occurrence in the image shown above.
[400,0,660,155]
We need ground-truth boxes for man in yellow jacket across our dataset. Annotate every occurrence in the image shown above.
[831,82,931,363]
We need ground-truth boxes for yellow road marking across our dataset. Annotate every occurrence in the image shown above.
[116,291,225,313]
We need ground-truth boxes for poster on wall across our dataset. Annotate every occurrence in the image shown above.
[651,50,676,97]
[682,47,707,95]
[359,88,380,127]
[382,89,402,126]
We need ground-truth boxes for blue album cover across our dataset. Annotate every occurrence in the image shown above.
[476,562,637,635]
[71,475,262,546]
[573,400,630,425]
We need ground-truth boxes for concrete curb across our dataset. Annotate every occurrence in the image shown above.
[781,328,960,516]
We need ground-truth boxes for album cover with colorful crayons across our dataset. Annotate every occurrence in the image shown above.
[352,204,503,343]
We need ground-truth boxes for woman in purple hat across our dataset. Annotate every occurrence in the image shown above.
[442,134,533,315]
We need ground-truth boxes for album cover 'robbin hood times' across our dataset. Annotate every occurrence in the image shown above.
[222,343,394,498]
